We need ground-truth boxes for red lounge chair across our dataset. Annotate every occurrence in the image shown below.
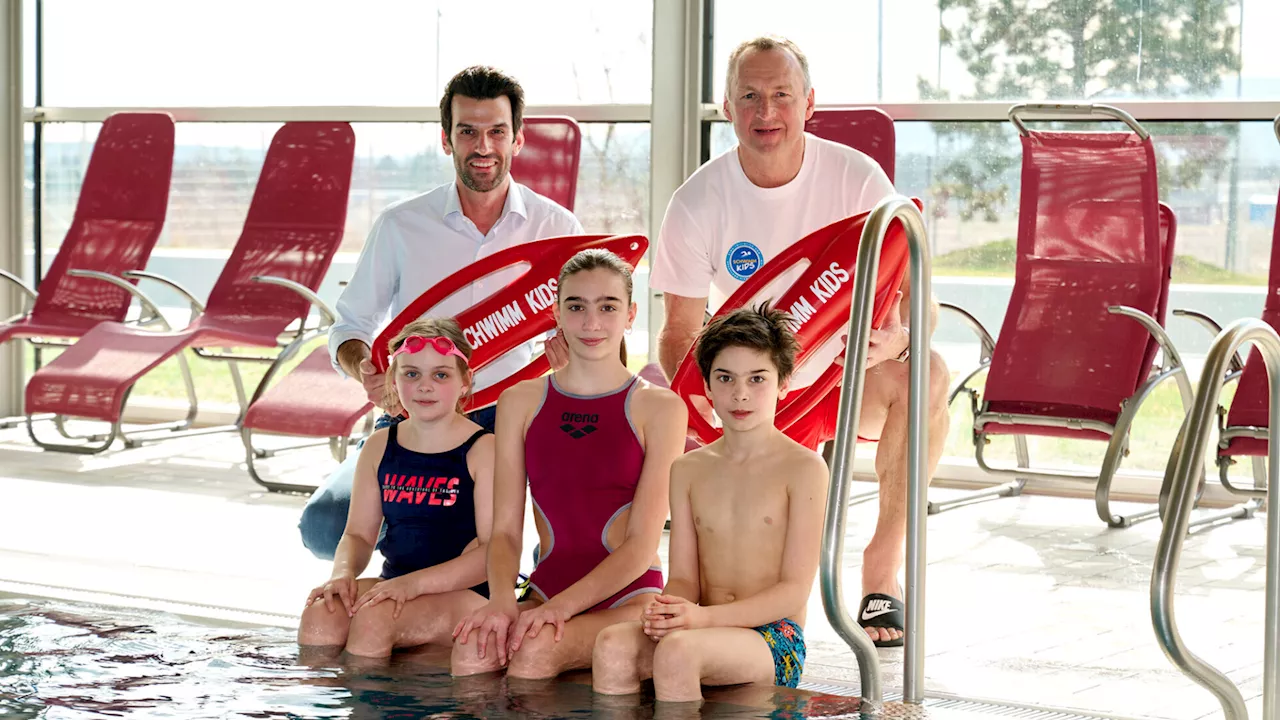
[0,113,174,432]
[937,103,1204,528]
[1170,116,1280,515]
[238,117,584,492]
[513,116,582,211]
[803,106,896,181]
[23,122,356,454]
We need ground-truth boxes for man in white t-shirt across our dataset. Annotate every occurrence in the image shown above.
[650,36,950,648]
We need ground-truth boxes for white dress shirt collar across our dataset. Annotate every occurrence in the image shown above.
[442,180,529,236]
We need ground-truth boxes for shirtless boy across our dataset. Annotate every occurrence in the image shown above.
[592,303,828,702]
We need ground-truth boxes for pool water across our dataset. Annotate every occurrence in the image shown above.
[0,598,867,719]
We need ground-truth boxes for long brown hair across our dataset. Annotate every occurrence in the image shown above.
[557,249,635,366]
[384,317,474,413]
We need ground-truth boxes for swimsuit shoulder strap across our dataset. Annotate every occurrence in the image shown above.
[459,427,491,454]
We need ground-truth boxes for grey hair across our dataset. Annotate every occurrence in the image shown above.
[724,35,812,98]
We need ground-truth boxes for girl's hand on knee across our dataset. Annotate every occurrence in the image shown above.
[307,574,357,615]
[453,600,518,662]
[351,576,417,619]
[508,602,571,655]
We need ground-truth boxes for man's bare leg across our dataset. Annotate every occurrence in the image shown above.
[858,349,950,645]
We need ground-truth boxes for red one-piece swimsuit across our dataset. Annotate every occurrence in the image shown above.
[523,374,664,611]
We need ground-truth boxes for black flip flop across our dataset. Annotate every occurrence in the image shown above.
[857,593,905,648]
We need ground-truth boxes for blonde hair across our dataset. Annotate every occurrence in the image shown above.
[724,35,812,98]
[557,249,635,365]
[384,317,474,413]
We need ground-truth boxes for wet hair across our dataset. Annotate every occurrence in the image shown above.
[557,249,635,366]
[385,317,474,413]
[724,35,812,97]
[695,302,800,384]
[440,65,526,140]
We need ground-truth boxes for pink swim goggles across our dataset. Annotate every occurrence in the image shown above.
[389,335,469,367]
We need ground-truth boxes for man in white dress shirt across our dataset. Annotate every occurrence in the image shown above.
[300,65,582,559]
[649,37,951,647]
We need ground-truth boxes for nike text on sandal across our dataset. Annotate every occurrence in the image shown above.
[857,593,905,648]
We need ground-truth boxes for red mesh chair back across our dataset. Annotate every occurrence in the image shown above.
[1223,184,1280,446]
[1142,204,1178,375]
[31,113,174,330]
[982,131,1166,427]
[805,107,896,182]
[200,122,355,341]
[511,116,581,211]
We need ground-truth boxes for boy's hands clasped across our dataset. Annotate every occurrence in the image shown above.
[641,594,709,640]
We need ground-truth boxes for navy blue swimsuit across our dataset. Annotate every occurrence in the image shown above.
[378,424,490,599]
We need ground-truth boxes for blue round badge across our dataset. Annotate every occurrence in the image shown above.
[725,242,764,281]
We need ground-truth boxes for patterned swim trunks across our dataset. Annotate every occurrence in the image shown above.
[752,618,806,688]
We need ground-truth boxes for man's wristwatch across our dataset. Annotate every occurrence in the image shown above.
[891,327,911,363]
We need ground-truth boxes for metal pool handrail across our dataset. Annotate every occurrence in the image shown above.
[1151,318,1279,720]
[821,195,932,708]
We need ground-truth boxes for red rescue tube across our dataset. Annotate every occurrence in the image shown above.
[372,234,649,412]
[669,201,919,446]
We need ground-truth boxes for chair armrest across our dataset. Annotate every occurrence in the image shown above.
[251,275,337,328]
[0,268,37,303]
[1109,305,1195,410]
[1109,305,1184,371]
[121,270,207,316]
[939,302,995,364]
[1172,308,1244,374]
[66,269,174,330]
[0,268,37,316]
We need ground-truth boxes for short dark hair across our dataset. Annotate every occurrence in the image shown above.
[695,303,800,383]
[439,65,525,139]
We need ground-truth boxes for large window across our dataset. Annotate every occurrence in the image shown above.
[711,0,1276,104]
[27,120,653,403]
[42,0,654,106]
[38,122,650,254]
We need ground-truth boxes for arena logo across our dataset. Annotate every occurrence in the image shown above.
[560,411,600,439]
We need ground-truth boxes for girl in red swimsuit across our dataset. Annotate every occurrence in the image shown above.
[451,249,687,679]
